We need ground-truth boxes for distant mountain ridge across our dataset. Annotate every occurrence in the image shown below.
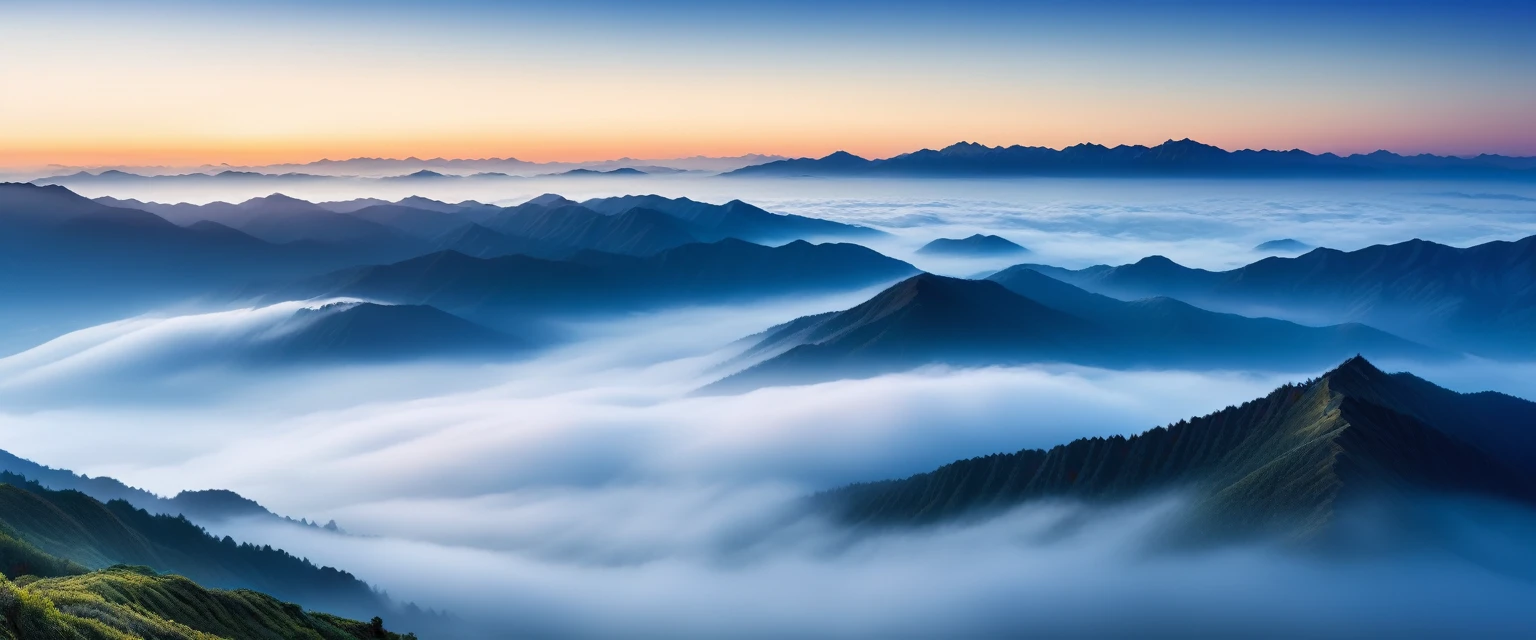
[0,448,332,529]
[819,357,1536,541]
[708,272,1432,392]
[917,234,1028,256]
[278,239,919,334]
[260,302,524,362]
[726,139,1536,179]
[94,191,881,258]
[0,472,421,627]
[1016,235,1536,355]
[32,153,785,181]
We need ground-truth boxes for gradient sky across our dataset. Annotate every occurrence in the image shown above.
[2,0,1533,167]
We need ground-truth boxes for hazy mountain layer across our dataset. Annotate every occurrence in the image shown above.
[1018,235,1536,355]
[280,239,918,331]
[916,234,1028,256]
[259,302,524,362]
[0,451,336,532]
[710,273,1431,392]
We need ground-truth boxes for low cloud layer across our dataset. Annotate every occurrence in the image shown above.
[4,176,1536,637]
[3,298,1536,637]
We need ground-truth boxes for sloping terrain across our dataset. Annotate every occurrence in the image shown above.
[1016,235,1536,355]
[819,358,1536,541]
[916,234,1028,256]
[0,566,414,639]
[283,239,918,328]
[0,478,398,625]
[711,272,1432,392]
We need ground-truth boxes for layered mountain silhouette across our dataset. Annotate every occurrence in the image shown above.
[578,194,882,244]
[247,302,522,362]
[1017,235,1536,355]
[0,472,423,628]
[279,239,918,331]
[726,139,1536,178]
[916,234,1028,256]
[708,272,1431,392]
[36,153,782,181]
[553,167,648,176]
[1,184,888,354]
[0,185,351,313]
[0,449,336,529]
[819,357,1536,541]
[256,302,523,362]
[87,191,878,259]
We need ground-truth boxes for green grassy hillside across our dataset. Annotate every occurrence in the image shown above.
[0,474,445,636]
[0,565,414,639]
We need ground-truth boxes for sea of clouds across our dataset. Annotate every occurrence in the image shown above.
[1,176,1534,636]
[1,295,1535,637]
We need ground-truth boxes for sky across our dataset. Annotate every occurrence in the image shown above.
[1,0,1533,168]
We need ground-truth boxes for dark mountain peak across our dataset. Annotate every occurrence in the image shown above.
[1326,354,1382,377]
[819,150,868,162]
[938,141,992,154]
[917,234,1028,256]
[242,193,307,205]
[1,182,174,228]
[395,195,453,209]
[1160,137,1223,150]
[168,489,268,519]
[272,301,522,361]
[1131,255,1184,269]
[525,193,575,207]
[234,193,326,215]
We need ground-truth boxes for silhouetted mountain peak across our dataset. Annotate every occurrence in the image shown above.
[917,234,1028,256]
[243,193,306,205]
[525,193,576,207]
[819,150,868,162]
[1255,238,1312,252]
[938,141,991,155]
[1131,255,1183,269]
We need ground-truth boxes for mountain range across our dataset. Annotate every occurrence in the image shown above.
[32,153,785,180]
[725,139,1536,179]
[916,234,1028,256]
[275,239,918,334]
[97,191,881,259]
[0,449,337,530]
[0,184,888,354]
[819,357,1536,542]
[255,302,524,363]
[1016,235,1536,356]
[708,272,1432,392]
[0,471,438,635]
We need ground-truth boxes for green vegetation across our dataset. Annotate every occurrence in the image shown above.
[0,474,434,637]
[0,565,414,639]
[0,474,394,621]
[821,357,1536,540]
